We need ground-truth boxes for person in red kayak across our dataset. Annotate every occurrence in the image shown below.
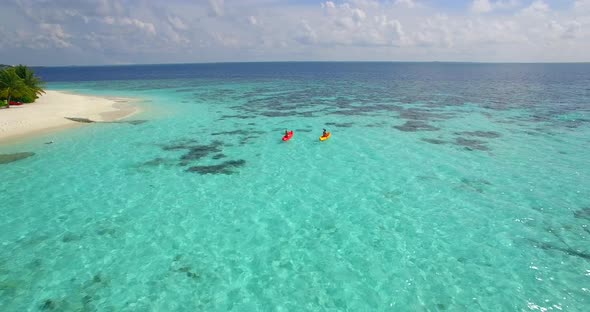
[283,130,294,141]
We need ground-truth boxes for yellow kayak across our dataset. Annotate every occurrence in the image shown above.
[319,132,331,141]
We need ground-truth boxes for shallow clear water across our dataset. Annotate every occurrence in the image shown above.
[1,63,589,311]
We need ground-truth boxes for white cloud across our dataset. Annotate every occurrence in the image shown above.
[209,0,225,16]
[248,16,258,26]
[297,19,318,44]
[168,15,187,30]
[120,18,156,35]
[562,21,582,38]
[213,32,240,47]
[471,0,493,13]
[103,16,116,25]
[39,23,72,48]
[303,2,410,48]
[352,8,367,22]
[321,1,336,9]
[96,0,125,16]
[521,0,549,17]
[99,16,156,35]
[471,0,519,14]
[395,0,416,8]
[574,0,590,11]
[549,20,582,39]
[495,0,520,10]
[1,0,589,64]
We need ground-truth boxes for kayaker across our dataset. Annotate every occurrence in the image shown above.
[285,130,290,137]
[322,129,328,137]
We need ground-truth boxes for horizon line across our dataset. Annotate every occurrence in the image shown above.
[26,60,590,68]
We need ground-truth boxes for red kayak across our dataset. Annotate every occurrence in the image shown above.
[282,131,294,141]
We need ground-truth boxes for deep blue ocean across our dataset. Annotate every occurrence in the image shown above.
[1,63,589,311]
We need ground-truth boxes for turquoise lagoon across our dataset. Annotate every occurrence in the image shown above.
[0,63,589,311]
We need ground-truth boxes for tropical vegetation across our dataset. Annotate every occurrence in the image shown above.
[0,65,45,108]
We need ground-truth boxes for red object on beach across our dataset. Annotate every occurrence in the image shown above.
[9,101,23,106]
[282,131,294,141]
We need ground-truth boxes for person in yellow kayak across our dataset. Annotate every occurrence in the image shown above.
[320,128,331,141]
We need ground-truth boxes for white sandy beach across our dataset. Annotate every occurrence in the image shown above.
[0,90,138,143]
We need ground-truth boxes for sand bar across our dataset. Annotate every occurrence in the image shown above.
[0,90,139,143]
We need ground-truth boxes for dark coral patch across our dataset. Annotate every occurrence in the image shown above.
[180,142,224,164]
[186,159,246,175]
[62,232,82,243]
[40,299,57,310]
[0,152,35,164]
[261,111,292,117]
[530,240,590,261]
[456,131,501,138]
[211,130,247,136]
[82,295,93,305]
[212,153,226,160]
[460,178,492,193]
[399,109,437,121]
[365,123,386,128]
[171,260,201,280]
[178,266,200,279]
[96,227,117,236]
[329,109,364,116]
[239,136,260,146]
[454,138,490,151]
[160,140,225,165]
[142,158,165,166]
[219,115,257,120]
[421,138,447,145]
[29,258,43,268]
[394,121,439,132]
[92,273,104,284]
[161,139,200,151]
[327,102,401,117]
[325,122,354,128]
[574,207,590,220]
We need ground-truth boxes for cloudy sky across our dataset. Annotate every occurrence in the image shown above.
[0,0,589,65]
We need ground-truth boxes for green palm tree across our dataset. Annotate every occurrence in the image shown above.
[13,64,45,101]
[0,68,28,108]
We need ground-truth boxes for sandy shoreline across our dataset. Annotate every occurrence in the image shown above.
[0,90,139,144]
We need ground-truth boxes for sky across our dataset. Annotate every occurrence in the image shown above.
[0,0,588,65]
